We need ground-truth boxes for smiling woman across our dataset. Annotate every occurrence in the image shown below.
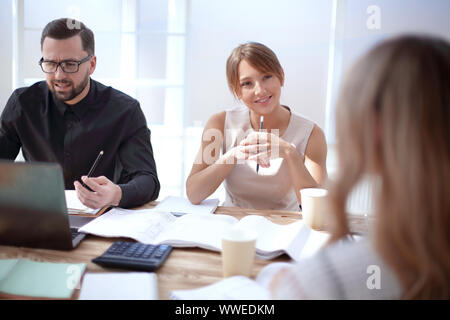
[185,42,328,211]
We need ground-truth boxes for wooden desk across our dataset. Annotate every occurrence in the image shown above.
[0,204,370,299]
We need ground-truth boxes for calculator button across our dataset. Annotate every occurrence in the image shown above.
[144,246,155,256]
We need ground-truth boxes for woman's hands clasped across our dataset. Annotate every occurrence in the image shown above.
[237,132,301,169]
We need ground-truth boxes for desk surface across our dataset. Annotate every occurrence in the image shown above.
[0,203,370,299]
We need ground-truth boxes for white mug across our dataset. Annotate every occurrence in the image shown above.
[221,227,257,278]
[300,188,329,230]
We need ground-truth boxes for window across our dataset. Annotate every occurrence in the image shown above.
[14,0,188,199]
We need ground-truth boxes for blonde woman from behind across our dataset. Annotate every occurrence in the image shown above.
[270,35,450,299]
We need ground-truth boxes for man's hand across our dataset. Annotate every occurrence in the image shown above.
[74,176,122,209]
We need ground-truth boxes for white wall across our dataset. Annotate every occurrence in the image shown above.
[341,0,450,79]
[333,0,450,215]
[185,0,333,130]
[325,0,450,145]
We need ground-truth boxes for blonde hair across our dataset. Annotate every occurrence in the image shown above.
[226,42,284,97]
[329,35,450,299]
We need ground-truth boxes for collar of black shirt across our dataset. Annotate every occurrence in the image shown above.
[52,78,97,120]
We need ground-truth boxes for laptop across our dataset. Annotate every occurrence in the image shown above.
[0,161,86,250]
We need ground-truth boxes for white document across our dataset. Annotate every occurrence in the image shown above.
[65,190,100,215]
[154,196,219,216]
[169,262,292,300]
[79,208,178,243]
[79,208,330,261]
[236,215,330,260]
[79,272,158,300]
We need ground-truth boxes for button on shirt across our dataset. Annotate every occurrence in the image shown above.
[0,79,160,208]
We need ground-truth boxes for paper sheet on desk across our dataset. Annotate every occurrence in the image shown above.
[170,276,270,300]
[78,208,178,243]
[154,196,219,216]
[170,262,292,300]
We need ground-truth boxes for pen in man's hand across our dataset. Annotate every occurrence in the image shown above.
[81,150,104,192]
[256,115,264,174]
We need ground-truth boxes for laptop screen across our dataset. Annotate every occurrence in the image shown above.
[0,161,73,250]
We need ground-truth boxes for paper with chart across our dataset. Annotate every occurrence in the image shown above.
[78,208,178,243]
[79,208,330,260]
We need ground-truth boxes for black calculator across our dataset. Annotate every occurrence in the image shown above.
[92,241,173,271]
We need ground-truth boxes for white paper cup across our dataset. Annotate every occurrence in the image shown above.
[221,227,257,278]
[300,188,329,230]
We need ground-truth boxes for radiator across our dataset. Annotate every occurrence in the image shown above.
[346,178,375,216]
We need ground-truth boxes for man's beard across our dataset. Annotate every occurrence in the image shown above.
[50,72,90,103]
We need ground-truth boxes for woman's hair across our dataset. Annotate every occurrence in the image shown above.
[226,42,284,97]
[329,35,450,299]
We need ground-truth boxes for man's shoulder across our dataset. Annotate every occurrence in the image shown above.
[93,79,139,110]
[11,81,47,102]
[5,81,48,115]
[91,80,146,125]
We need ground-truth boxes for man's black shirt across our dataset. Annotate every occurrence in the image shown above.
[0,79,160,208]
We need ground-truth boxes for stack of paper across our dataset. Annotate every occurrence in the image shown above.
[79,272,158,300]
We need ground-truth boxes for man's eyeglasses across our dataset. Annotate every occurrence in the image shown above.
[38,55,92,73]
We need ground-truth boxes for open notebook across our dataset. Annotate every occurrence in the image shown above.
[79,208,330,261]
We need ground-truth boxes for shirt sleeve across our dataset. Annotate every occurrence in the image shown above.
[116,102,160,208]
[0,91,22,160]
[272,252,346,300]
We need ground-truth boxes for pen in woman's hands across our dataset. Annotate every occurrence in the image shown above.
[256,115,264,174]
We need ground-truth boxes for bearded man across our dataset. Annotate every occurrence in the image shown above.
[0,18,160,209]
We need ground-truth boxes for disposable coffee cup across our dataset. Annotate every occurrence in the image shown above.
[300,188,329,230]
[221,227,257,278]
